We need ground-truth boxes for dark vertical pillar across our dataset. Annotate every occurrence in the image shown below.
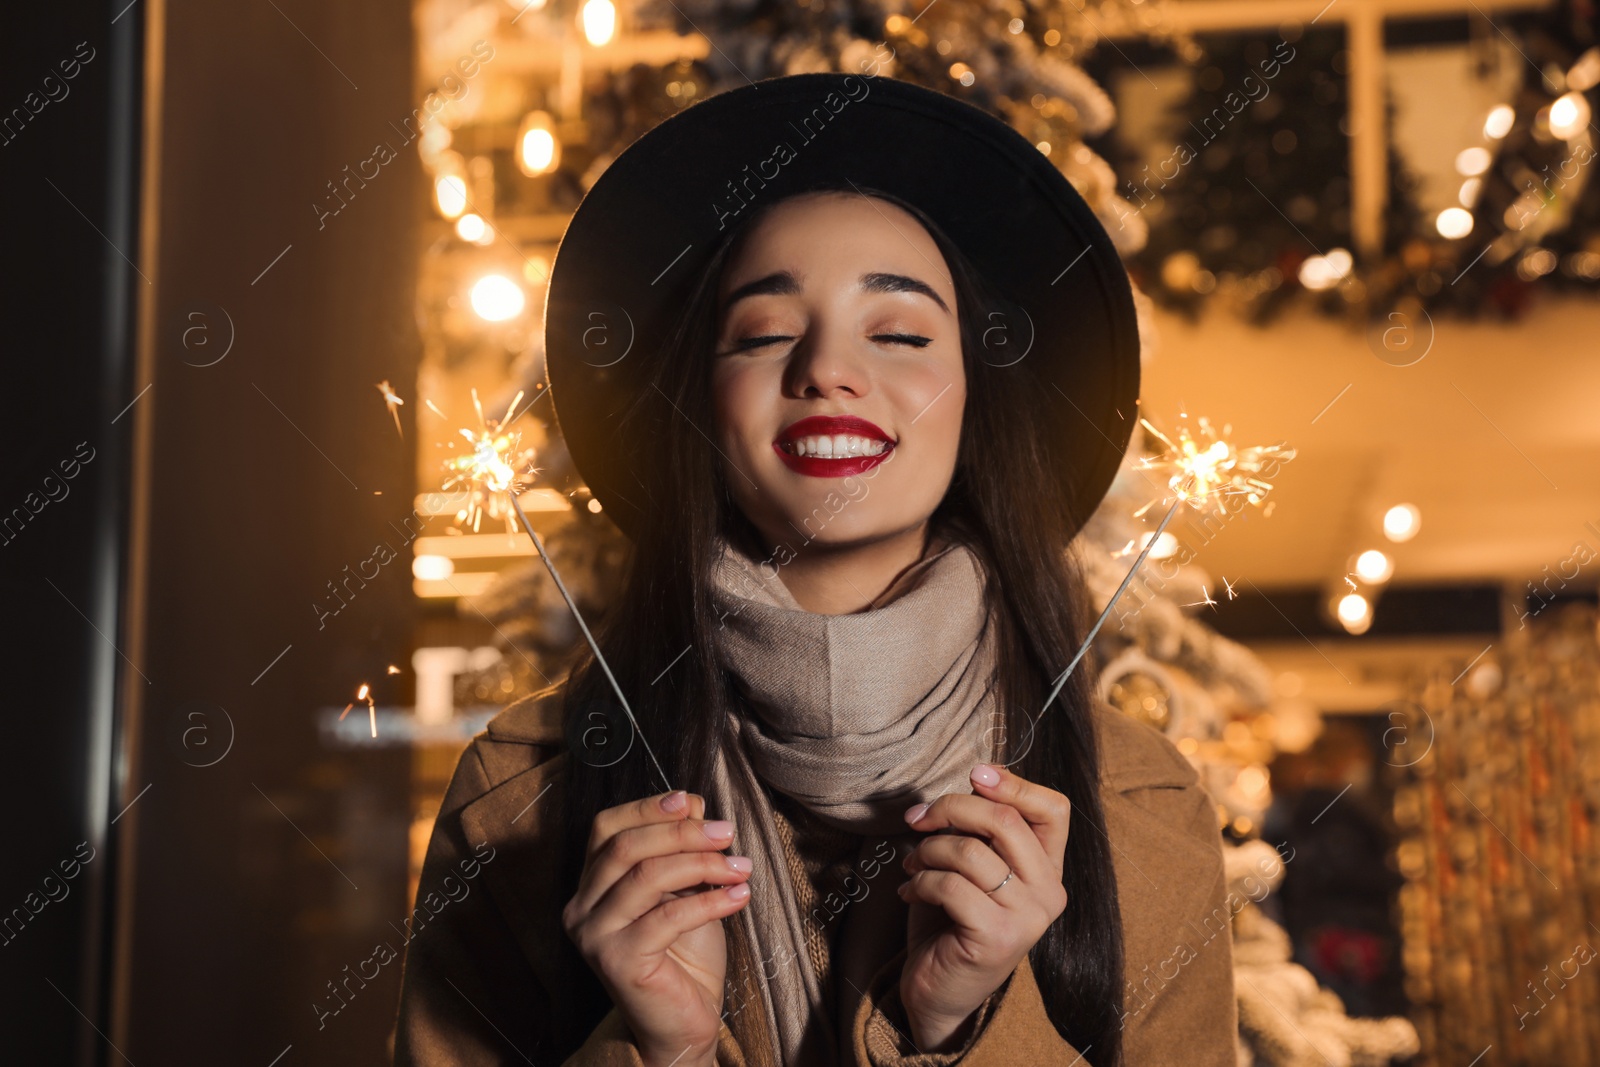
[108,0,420,1064]
[0,1,141,1063]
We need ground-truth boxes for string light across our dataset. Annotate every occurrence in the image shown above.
[516,111,561,176]
[1436,207,1474,239]
[1354,548,1394,583]
[1336,591,1373,634]
[1383,503,1421,542]
[581,0,616,45]
[1546,91,1590,140]
[469,274,526,321]
[1484,104,1515,139]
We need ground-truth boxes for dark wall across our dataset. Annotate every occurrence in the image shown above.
[113,0,421,1063]
[0,1,139,1063]
[2,1,422,1064]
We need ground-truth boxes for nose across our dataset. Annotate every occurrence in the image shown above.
[783,326,870,401]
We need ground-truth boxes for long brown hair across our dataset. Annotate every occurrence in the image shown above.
[556,184,1126,1064]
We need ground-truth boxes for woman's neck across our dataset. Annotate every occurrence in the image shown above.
[767,522,933,615]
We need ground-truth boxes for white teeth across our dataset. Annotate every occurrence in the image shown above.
[783,435,889,458]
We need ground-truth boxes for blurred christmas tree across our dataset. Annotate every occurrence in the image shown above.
[1107,25,1427,325]
[1094,2,1600,324]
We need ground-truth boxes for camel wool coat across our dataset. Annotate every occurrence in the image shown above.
[391,687,1240,1066]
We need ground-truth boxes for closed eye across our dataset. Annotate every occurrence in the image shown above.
[726,334,794,353]
[872,333,931,348]
[724,332,932,354]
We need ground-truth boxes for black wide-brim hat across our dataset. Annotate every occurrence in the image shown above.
[544,72,1140,541]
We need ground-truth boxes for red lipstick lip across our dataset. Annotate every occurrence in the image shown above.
[774,415,893,445]
[772,415,896,479]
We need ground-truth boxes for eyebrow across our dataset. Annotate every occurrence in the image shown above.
[721,269,951,315]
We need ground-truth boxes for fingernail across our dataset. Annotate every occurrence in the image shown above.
[704,819,735,839]
[971,763,1000,787]
[660,790,688,813]
[727,883,751,900]
[896,879,910,896]
[904,802,930,825]
[725,855,752,873]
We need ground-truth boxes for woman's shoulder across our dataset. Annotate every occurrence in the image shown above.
[1086,696,1202,795]
[446,683,569,802]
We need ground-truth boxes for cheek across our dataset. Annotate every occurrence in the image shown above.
[711,363,769,453]
[895,369,966,462]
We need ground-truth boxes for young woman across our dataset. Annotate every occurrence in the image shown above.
[394,74,1236,1067]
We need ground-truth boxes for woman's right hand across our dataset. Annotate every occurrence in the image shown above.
[563,789,752,1067]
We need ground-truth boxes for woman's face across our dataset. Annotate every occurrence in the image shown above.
[710,192,966,555]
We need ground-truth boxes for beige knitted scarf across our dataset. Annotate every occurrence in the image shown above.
[706,533,1001,1066]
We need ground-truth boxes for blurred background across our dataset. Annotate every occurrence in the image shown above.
[3,0,1598,1063]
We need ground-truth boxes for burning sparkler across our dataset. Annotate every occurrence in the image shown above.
[436,388,672,792]
[1133,414,1295,519]
[339,682,377,739]
[440,389,538,533]
[1011,415,1296,761]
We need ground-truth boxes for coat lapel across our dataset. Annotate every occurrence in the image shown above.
[457,691,581,1019]
[1092,701,1228,1020]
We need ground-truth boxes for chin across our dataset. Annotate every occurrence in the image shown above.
[763,503,931,553]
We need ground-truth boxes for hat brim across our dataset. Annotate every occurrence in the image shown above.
[544,72,1139,541]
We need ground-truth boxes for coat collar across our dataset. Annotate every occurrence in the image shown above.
[456,687,577,1020]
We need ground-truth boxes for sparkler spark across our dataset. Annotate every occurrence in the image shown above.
[435,388,672,792]
[339,682,377,739]
[440,388,537,533]
[376,381,405,438]
[1133,414,1295,519]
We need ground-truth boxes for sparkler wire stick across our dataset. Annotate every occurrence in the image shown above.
[1036,470,1200,724]
[506,491,672,792]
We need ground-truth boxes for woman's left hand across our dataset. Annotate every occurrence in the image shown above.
[895,762,1072,1051]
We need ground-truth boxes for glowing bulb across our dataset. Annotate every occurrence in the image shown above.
[1237,766,1270,798]
[1298,253,1350,291]
[517,111,561,176]
[1455,147,1492,176]
[1337,592,1371,632]
[1383,504,1420,542]
[1354,549,1394,583]
[1436,207,1474,239]
[455,213,487,242]
[1139,531,1179,560]
[1458,177,1481,207]
[1484,104,1515,139]
[470,274,526,322]
[434,174,468,219]
[1548,92,1590,140]
[413,554,455,581]
[581,0,616,45]
[418,121,452,165]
